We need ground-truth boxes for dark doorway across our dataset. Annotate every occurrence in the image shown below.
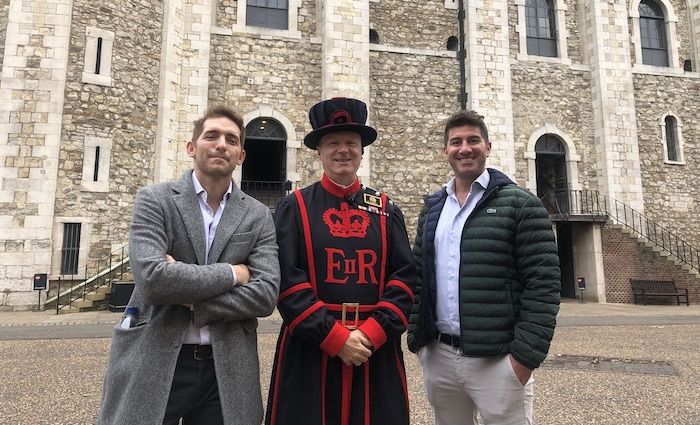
[242,118,289,208]
[556,223,576,298]
[535,135,568,214]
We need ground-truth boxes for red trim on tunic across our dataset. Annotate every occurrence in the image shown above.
[379,193,388,296]
[394,349,409,415]
[321,174,360,198]
[357,317,387,350]
[377,301,408,329]
[268,326,289,425]
[386,279,415,302]
[278,282,312,302]
[320,322,351,356]
[294,190,317,292]
[341,364,353,425]
[364,361,370,425]
[290,301,324,332]
[321,353,328,425]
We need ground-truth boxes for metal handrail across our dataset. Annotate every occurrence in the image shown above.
[552,189,700,273]
[48,244,130,313]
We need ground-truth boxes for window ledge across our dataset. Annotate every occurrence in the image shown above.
[664,160,686,166]
[370,44,457,58]
[632,64,699,78]
[231,24,301,40]
[80,181,109,192]
[82,72,112,87]
[516,53,571,66]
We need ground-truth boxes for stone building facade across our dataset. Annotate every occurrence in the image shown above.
[1,0,699,309]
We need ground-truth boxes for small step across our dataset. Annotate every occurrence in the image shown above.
[96,285,112,295]
[72,299,93,309]
[86,292,107,302]
[56,306,80,314]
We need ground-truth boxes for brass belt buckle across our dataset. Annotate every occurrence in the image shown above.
[341,302,360,329]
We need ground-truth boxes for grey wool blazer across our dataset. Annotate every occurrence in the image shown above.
[98,170,280,425]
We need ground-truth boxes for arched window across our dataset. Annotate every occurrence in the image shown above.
[447,36,459,51]
[639,0,668,66]
[525,0,557,57]
[242,118,289,207]
[535,134,568,214]
[664,116,679,161]
[247,0,288,30]
[369,29,379,44]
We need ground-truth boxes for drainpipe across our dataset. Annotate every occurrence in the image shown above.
[458,0,467,109]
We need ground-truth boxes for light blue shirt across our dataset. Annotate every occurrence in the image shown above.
[183,172,234,345]
[434,169,490,336]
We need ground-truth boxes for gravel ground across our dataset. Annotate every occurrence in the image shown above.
[1,324,698,424]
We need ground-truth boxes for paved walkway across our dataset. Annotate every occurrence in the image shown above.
[1,299,698,327]
[2,300,699,424]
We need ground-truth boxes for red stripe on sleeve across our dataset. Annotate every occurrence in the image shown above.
[278,282,312,302]
[357,317,387,351]
[386,279,415,302]
[377,301,408,329]
[289,300,324,332]
[294,190,317,292]
[319,322,351,356]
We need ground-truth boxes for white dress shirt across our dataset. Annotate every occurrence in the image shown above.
[434,170,490,336]
[182,172,236,345]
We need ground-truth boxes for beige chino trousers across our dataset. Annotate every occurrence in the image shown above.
[418,341,534,425]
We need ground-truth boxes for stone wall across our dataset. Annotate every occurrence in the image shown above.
[369,51,460,233]
[672,0,693,67]
[0,0,9,71]
[602,225,700,304]
[208,31,322,185]
[510,62,596,188]
[633,73,700,250]
[56,0,163,262]
[370,0,457,50]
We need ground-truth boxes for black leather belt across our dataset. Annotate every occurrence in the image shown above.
[181,344,213,360]
[436,332,462,348]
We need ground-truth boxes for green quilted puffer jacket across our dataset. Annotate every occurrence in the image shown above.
[408,168,561,369]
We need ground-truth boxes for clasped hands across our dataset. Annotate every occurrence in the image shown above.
[164,254,250,309]
[337,329,373,367]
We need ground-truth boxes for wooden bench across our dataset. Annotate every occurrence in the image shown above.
[630,279,689,306]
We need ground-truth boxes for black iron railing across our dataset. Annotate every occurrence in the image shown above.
[549,189,700,273]
[49,244,129,313]
[241,180,292,209]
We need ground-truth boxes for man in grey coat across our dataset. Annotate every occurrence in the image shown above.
[99,106,280,425]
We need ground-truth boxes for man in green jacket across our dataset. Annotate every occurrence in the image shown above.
[407,110,560,425]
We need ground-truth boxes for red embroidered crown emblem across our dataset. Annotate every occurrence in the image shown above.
[323,202,370,238]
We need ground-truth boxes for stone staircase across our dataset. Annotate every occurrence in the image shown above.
[613,223,700,280]
[44,248,131,314]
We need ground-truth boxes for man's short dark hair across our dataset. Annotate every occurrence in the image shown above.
[443,110,489,145]
[192,105,246,146]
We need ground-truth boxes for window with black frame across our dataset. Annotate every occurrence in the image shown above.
[639,0,668,66]
[665,116,679,161]
[247,0,288,30]
[525,0,557,57]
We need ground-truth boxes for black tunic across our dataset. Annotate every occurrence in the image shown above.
[266,175,416,425]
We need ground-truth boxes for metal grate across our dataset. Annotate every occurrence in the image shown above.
[60,223,81,275]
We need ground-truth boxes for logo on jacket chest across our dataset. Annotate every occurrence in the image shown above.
[324,247,378,285]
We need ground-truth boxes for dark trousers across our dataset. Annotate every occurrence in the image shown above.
[163,345,224,425]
